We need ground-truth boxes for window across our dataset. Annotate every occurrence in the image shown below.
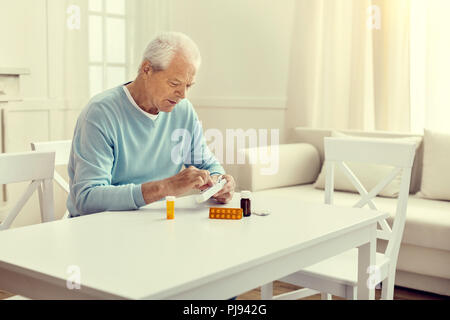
[88,0,127,97]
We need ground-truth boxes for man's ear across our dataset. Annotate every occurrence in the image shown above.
[141,60,153,76]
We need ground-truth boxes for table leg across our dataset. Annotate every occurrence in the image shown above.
[357,223,376,300]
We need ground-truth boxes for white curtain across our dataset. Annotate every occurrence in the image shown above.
[126,0,173,80]
[410,0,450,133]
[285,0,412,132]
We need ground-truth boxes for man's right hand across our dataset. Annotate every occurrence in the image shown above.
[164,166,213,197]
[141,166,214,204]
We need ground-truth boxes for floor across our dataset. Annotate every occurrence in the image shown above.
[1,281,448,300]
[236,281,449,300]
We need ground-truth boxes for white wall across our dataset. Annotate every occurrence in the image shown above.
[172,0,294,102]
[170,0,295,181]
[0,0,78,227]
[0,0,48,99]
[0,0,80,141]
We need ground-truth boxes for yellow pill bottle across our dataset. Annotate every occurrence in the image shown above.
[166,196,175,220]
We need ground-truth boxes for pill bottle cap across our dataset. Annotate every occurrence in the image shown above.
[241,191,251,199]
[166,196,176,201]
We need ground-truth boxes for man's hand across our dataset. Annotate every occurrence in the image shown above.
[141,168,235,205]
[165,166,213,197]
[211,174,235,204]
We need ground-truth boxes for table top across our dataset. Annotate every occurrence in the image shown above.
[0,193,388,299]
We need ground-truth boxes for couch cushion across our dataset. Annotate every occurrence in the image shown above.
[395,270,450,296]
[419,129,450,201]
[240,143,321,192]
[377,241,450,280]
[253,184,450,251]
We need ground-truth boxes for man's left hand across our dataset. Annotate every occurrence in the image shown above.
[211,174,235,204]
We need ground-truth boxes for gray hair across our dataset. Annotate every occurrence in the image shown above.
[141,32,201,72]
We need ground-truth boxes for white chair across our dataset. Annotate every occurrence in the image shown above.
[0,151,56,300]
[31,140,72,219]
[261,137,416,300]
[0,151,55,230]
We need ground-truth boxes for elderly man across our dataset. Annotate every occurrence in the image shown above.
[67,32,235,217]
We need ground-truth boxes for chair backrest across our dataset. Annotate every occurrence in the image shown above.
[291,127,423,193]
[323,137,416,262]
[31,140,72,219]
[0,151,55,230]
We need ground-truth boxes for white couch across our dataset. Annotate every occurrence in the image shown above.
[239,127,450,296]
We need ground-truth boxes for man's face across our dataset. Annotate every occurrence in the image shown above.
[142,53,196,113]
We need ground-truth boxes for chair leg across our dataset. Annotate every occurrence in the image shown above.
[321,292,332,300]
[260,282,273,300]
[346,286,357,300]
[40,179,55,222]
[37,184,44,221]
[381,271,395,300]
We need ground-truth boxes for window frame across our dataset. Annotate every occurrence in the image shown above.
[87,0,128,96]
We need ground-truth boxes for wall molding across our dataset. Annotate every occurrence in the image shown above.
[0,68,30,75]
[3,97,288,111]
[3,98,84,112]
[190,97,287,109]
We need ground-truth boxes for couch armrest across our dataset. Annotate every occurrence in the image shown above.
[238,143,321,192]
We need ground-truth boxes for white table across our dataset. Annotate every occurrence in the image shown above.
[0,193,387,300]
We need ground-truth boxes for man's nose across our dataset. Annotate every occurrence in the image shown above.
[176,87,186,99]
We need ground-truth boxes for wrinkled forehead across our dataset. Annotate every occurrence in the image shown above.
[165,53,196,82]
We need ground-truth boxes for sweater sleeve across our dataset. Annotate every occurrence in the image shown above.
[70,119,145,216]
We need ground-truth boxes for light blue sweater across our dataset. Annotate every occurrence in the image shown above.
[67,84,225,217]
